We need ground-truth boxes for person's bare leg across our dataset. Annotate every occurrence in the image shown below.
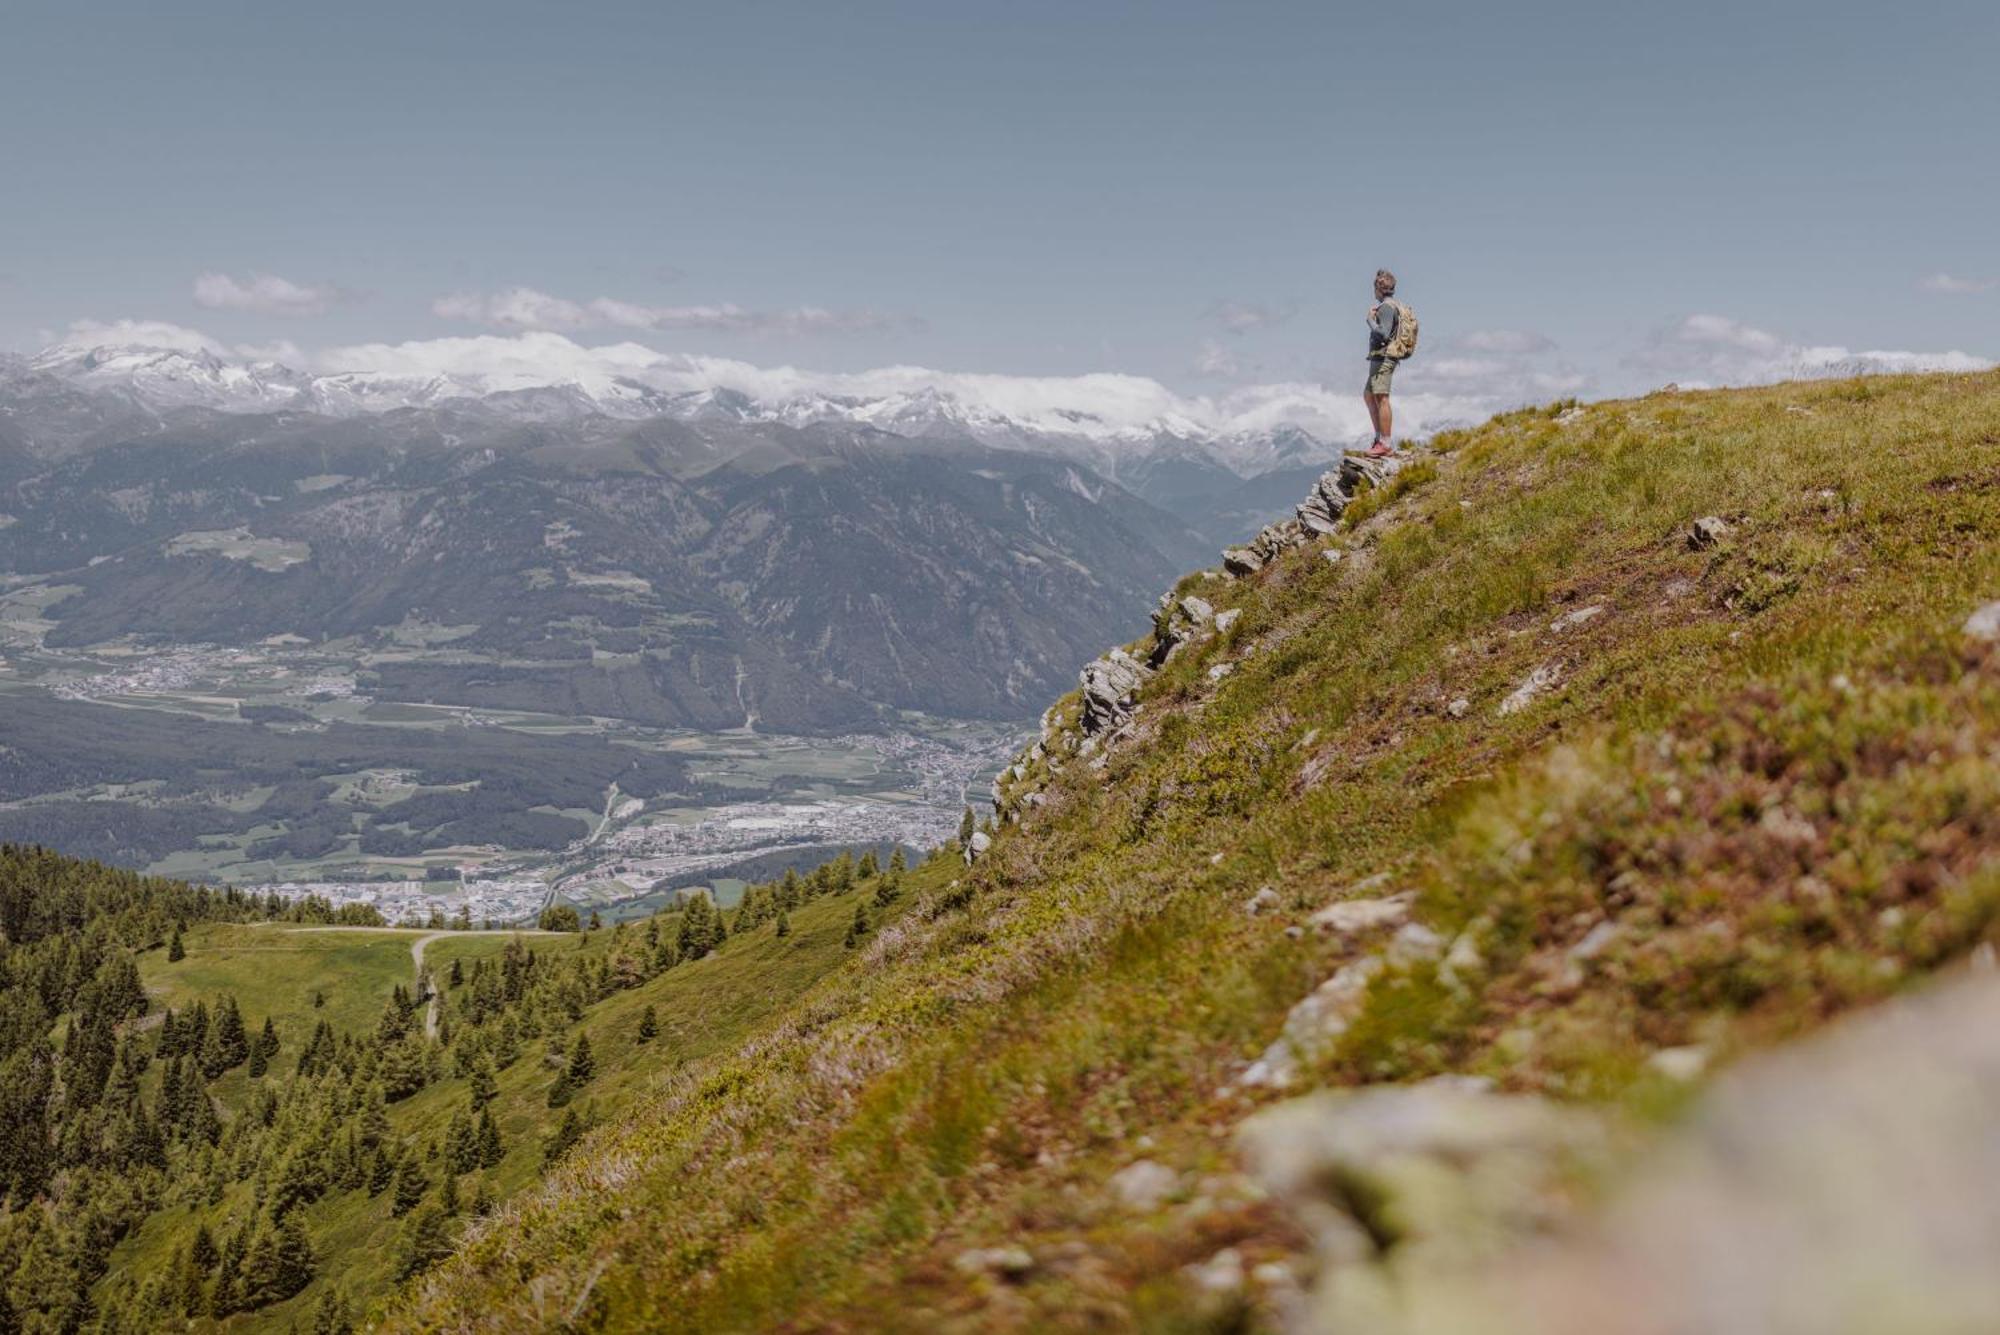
[1379,395,1393,445]
[1364,391,1383,441]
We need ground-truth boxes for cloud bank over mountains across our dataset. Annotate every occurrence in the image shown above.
[1628,315,1992,389]
[24,312,1991,464]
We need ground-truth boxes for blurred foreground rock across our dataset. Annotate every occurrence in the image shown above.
[1239,971,2000,1335]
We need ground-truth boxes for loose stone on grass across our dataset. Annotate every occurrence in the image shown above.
[1688,516,1731,549]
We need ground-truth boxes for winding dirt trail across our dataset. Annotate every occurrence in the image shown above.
[273,924,560,1040]
[412,932,446,1038]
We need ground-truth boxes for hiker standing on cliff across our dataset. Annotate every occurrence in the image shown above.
[1364,269,1417,458]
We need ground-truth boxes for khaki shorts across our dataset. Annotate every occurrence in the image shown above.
[1365,356,1397,396]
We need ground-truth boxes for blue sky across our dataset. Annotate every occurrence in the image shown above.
[2,0,1994,415]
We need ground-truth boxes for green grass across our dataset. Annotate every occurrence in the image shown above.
[360,371,2000,1331]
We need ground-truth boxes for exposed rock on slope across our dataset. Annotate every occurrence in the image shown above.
[1003,448,1408,805]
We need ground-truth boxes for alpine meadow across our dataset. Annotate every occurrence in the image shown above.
[4,3,1999,1332]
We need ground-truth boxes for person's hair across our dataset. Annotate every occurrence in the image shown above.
[1375,269,1396,296]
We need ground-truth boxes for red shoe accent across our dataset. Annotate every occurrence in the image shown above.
[1364,440,1394,458]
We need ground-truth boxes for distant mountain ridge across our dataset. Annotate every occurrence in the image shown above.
[12,337,1352,495]
[0,346,1225,731]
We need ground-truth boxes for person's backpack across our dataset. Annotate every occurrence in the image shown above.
[1382,299,1419,360]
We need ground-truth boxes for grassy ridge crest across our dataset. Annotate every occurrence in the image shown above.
[392,371,2000,1332]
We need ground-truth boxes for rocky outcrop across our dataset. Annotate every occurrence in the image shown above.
[1240,971,2000,1335]
[995,448,1428,820]
[1078,647,1151,736]
[1226,452,1409,576]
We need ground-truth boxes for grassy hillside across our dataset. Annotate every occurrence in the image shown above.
[97,890,869,1330]
[388,370,2000,1332]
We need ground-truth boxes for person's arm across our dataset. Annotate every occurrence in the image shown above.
[1371,302,1399,342]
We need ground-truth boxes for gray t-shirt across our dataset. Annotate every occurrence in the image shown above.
[1369,300,1399,355]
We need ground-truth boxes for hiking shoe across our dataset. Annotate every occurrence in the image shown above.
[1364,440,1394,458]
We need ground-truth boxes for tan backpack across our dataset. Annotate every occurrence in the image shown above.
[1382,299,1419,360]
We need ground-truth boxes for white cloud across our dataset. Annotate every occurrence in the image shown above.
[58,318,233,357]
[192,271,341,317]
[432,288,589,330]
[52,319,307,368]
[1628,314,1992,388]
[314,330,1509,447]
[1455,328,1556,355]
[1205,300,1297,335]
[431,286,899,336]
[1919,272,1995,295]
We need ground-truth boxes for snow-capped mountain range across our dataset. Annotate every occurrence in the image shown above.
[20,323,1985,488]
[12,336,1374,482]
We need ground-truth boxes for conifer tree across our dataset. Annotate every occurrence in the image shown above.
[677,894,717,960]
[359,1087,390,1149]
[448,957,464,988]
[341,1131,368,1191]
[391,1154,428,1216]
[637,1004,658,1044]
[206,995,249,1075]
[476,1108,504,1168]
[269,1211,315,1302]
[190,1222,218,1272]
[367,1148,394,1197]
[566,1030,595,1085]
[776,911,791,939]
[468,1058,498,1110]
[889,846,907,874]
[167,928,185,963]
[445,1110,478,1175]
[379,1038,427,1101]
[175,1250,206,1317]
[958,807,976,845]
[874,871,900,908]
[858,849,879,879]
[845,902,868,948]
[247,1016,278,1078]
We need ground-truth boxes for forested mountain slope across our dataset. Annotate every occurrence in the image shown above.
[387,371,2000,1332]
[0,375,1210,731]
[0,841,908,1332]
